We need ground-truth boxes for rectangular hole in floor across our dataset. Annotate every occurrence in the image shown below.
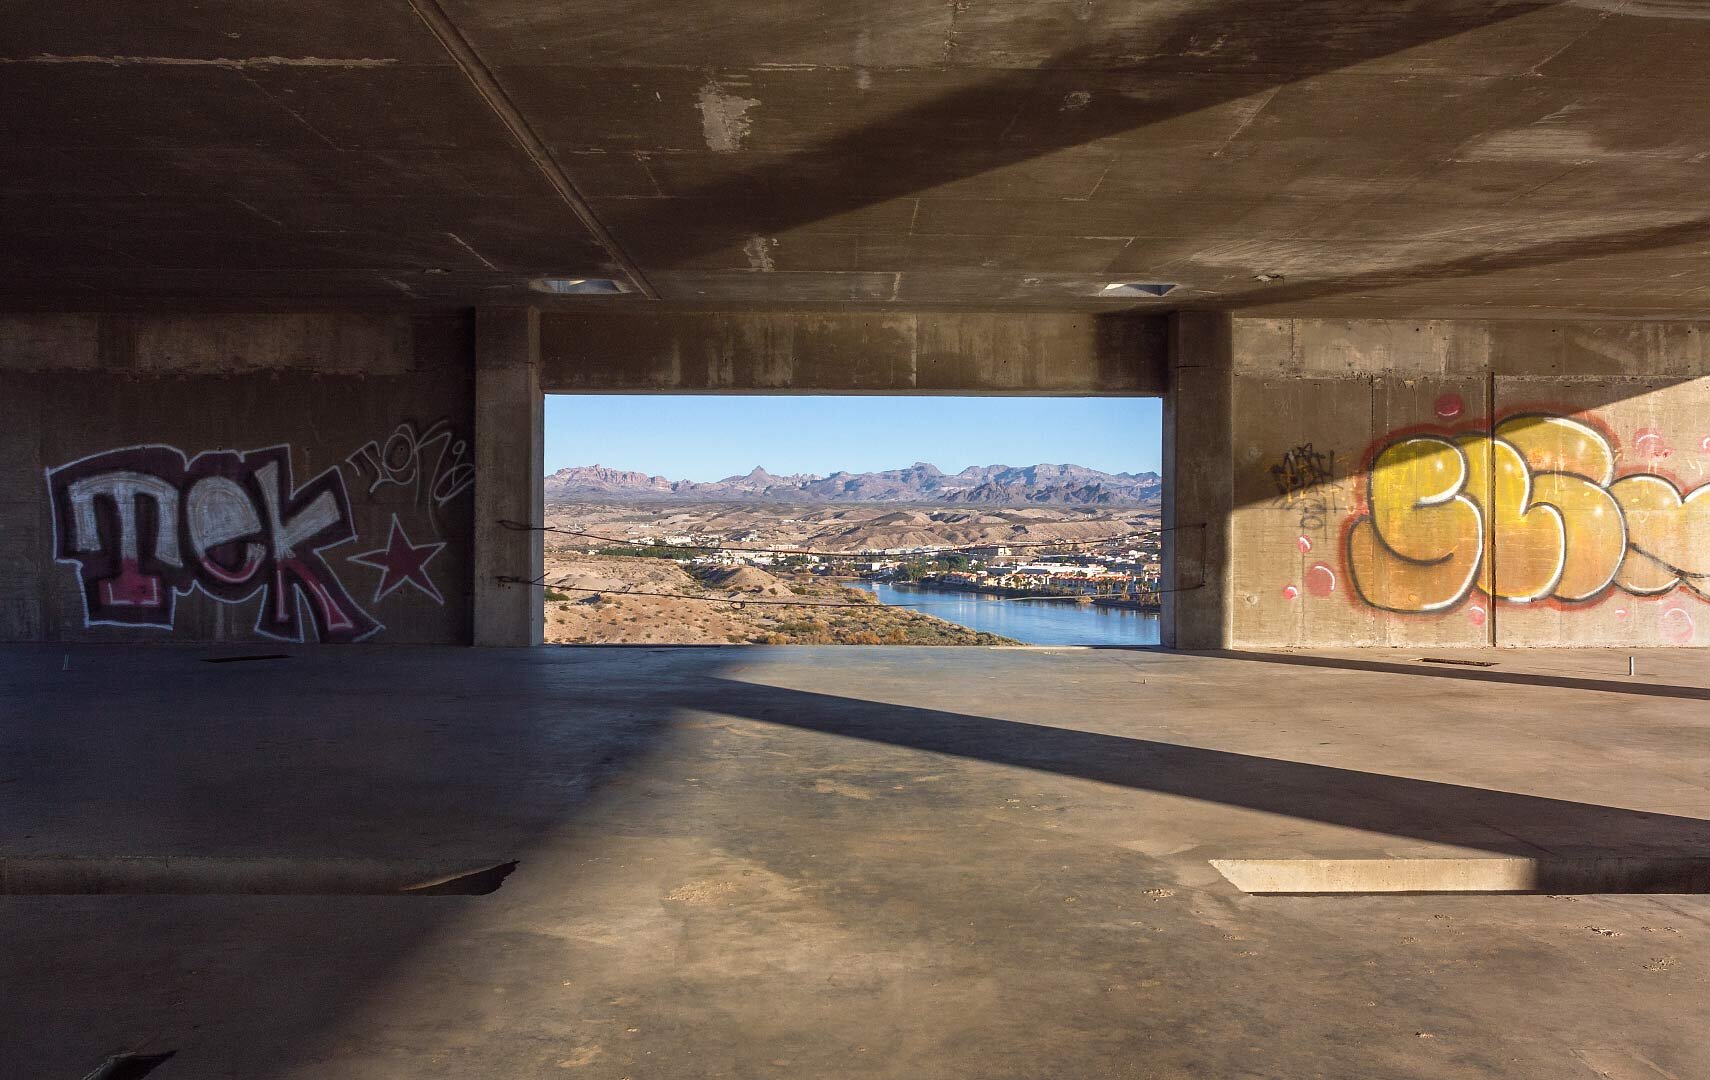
[201,654,291,664]
[81,1051,176,1080]
[0,856,517,896]
[1211,857,1710,895]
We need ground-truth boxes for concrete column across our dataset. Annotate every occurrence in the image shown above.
[473,307,544,647]
[1161,312,1234,650]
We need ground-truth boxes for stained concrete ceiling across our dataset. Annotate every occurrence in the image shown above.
[5,1,1710,316]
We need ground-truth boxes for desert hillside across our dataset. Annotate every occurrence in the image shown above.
[544,501,1157,556]
[543,554,1016,646]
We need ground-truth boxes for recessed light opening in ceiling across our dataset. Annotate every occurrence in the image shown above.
[1098,282,1178,298]
[529,277,630,295]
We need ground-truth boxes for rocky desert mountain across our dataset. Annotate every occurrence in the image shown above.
[545,462,1160,506]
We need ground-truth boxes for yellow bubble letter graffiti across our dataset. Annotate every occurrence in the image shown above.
[1347,437,1484,613]
[1457,435,1566,604]
[1611,475,1710,597]
[1343,410,1704,617]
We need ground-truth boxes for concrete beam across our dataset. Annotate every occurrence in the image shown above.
[538,310,1165,394]
[473,307,543,647]
[1162,312,1234,650]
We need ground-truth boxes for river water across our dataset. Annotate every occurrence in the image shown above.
[861,582,1161,646]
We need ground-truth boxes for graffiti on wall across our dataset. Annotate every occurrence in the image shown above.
[47,444,382,642]
[1269,443,1338,532]
[348,515,447,606]
[46,419,472,641]
[346,419,474,509]
[1342,412,1710,628]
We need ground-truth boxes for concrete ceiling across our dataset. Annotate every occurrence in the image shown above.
[6,1,1710,316]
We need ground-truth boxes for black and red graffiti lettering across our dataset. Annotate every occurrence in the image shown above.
[46,444,381,642]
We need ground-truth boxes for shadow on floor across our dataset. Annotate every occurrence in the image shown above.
[680,674,1710,859]
[1141,648,1710,701]
[8,644,1709,1079]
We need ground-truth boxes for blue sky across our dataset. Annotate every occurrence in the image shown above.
[546,395,1161,481]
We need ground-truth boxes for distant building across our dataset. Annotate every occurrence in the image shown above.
[1013,563,1101,576]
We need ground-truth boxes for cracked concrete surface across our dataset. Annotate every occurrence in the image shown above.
[1,644,1705,1077]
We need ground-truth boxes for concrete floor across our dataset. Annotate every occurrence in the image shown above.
[2,644,1707,1079]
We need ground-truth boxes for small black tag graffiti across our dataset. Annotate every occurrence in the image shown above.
[1269,443,1338,531]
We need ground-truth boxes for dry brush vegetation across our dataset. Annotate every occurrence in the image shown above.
[541,553,1015,646]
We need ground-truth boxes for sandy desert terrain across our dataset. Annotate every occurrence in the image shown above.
[543,500,1158,556]
[541,553,1015,646]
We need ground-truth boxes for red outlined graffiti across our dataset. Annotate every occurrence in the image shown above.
[1343,412,1710,619]
[46,444,381,643]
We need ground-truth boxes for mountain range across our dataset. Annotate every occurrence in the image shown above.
[544,462,1161,506]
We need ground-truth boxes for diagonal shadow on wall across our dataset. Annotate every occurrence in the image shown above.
[1215,212,1710,312]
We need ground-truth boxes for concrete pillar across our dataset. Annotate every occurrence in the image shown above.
[1161,312,1234,650]
[473,307,544,646]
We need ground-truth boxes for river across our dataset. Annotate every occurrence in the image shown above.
[860,582,1161,646]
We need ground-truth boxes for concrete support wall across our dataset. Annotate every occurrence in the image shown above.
[0,313,475,644]
[15,306,1704,650]
[0,304,1166,648]
[1162,313,1235,649]
[473,308,544,647]
[539,310,1166,394]
[1228,319,1710,648]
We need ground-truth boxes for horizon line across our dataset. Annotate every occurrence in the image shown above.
[548,460,1163,482]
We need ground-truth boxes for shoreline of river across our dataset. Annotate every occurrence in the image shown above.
[858,580,1161,646]
[871,576,1160,613]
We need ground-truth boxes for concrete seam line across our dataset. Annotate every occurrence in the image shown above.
[402,0,660,299]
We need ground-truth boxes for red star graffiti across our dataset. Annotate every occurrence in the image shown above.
[349,516,446,606]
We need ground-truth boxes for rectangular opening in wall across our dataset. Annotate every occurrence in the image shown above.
[542,395,1162,646]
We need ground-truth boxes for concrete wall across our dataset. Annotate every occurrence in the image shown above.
[1162,313,1233,649]
[1228,319,1710,647]
[0,313,475,644]
[15,307,1706,649]
[473,309,544,647]
[539,310,1166,394]
[0,306,1167,646]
